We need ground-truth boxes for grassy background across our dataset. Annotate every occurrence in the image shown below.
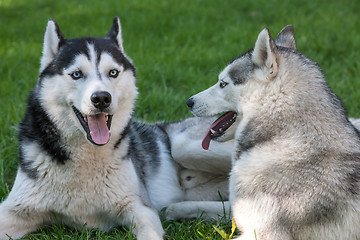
[0,0,359,239]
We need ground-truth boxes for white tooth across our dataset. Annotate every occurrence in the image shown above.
[210,129,215,134]
[90,131,93,136]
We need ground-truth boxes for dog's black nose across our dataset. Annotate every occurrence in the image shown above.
[91,91,112,110]
[186,97,194,109]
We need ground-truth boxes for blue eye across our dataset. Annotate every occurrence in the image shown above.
[109,69,119,78]
[69,71,83,80]
[219,81,228,88]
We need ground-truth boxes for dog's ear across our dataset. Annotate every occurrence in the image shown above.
[252,28,278,81]
[275,25,296,50]
[40,19,66,73]
[106,17,125,52]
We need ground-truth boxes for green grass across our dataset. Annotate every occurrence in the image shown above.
[1,0,360,239]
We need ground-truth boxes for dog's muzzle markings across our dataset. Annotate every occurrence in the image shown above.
[72,91,113,146]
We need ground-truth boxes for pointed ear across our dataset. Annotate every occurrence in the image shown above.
[40,19,66,72]
[275,25,296,50]
[106,17,125,52]
[252,28,278,80]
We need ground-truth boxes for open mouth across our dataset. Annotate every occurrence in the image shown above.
[72,106,113,146]
[202,111,237,150]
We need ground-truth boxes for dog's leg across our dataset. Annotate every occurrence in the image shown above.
[164,117,234,173]
[121,201,164,240]
[169,130,233,173]
[165,201,231,221]
[0,201,43,240]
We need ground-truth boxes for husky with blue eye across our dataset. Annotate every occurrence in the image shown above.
[0,17,233,239]
[187,25,360,239]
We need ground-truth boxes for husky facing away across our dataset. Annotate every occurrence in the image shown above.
[0,18,234,239]
[187,26,360,239]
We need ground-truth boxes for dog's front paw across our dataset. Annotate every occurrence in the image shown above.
[164,205,178,221]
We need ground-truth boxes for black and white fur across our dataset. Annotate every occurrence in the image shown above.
[187,26,360,239]
[0,18,233,239]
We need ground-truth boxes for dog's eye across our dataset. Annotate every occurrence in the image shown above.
[69,71,83,80]
[109,69,119,78]
[219,81,228,88]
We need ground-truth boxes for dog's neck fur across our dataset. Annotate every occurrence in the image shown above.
[236,50,360,157]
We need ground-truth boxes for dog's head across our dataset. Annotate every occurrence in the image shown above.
[187,26,296,149]
[37,17,137,146]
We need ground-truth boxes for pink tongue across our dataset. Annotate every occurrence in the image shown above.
[202,121,218,150]
[87,113,110,145]
[202,133,212,150]
[202,112,236,150]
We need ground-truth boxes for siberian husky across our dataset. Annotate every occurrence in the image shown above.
[187,25,360,239]
[0,17,232,239]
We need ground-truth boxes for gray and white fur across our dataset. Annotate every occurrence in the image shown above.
[187,25,360,239]
[0,18,232,239]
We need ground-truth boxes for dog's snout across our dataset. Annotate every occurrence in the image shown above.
[186,97,195,109]
[91,91,112,110]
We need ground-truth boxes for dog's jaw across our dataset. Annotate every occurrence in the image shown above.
[72,106,113,146]
[202,111,237,150]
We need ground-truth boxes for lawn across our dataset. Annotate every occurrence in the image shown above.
[0,0,359,239]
